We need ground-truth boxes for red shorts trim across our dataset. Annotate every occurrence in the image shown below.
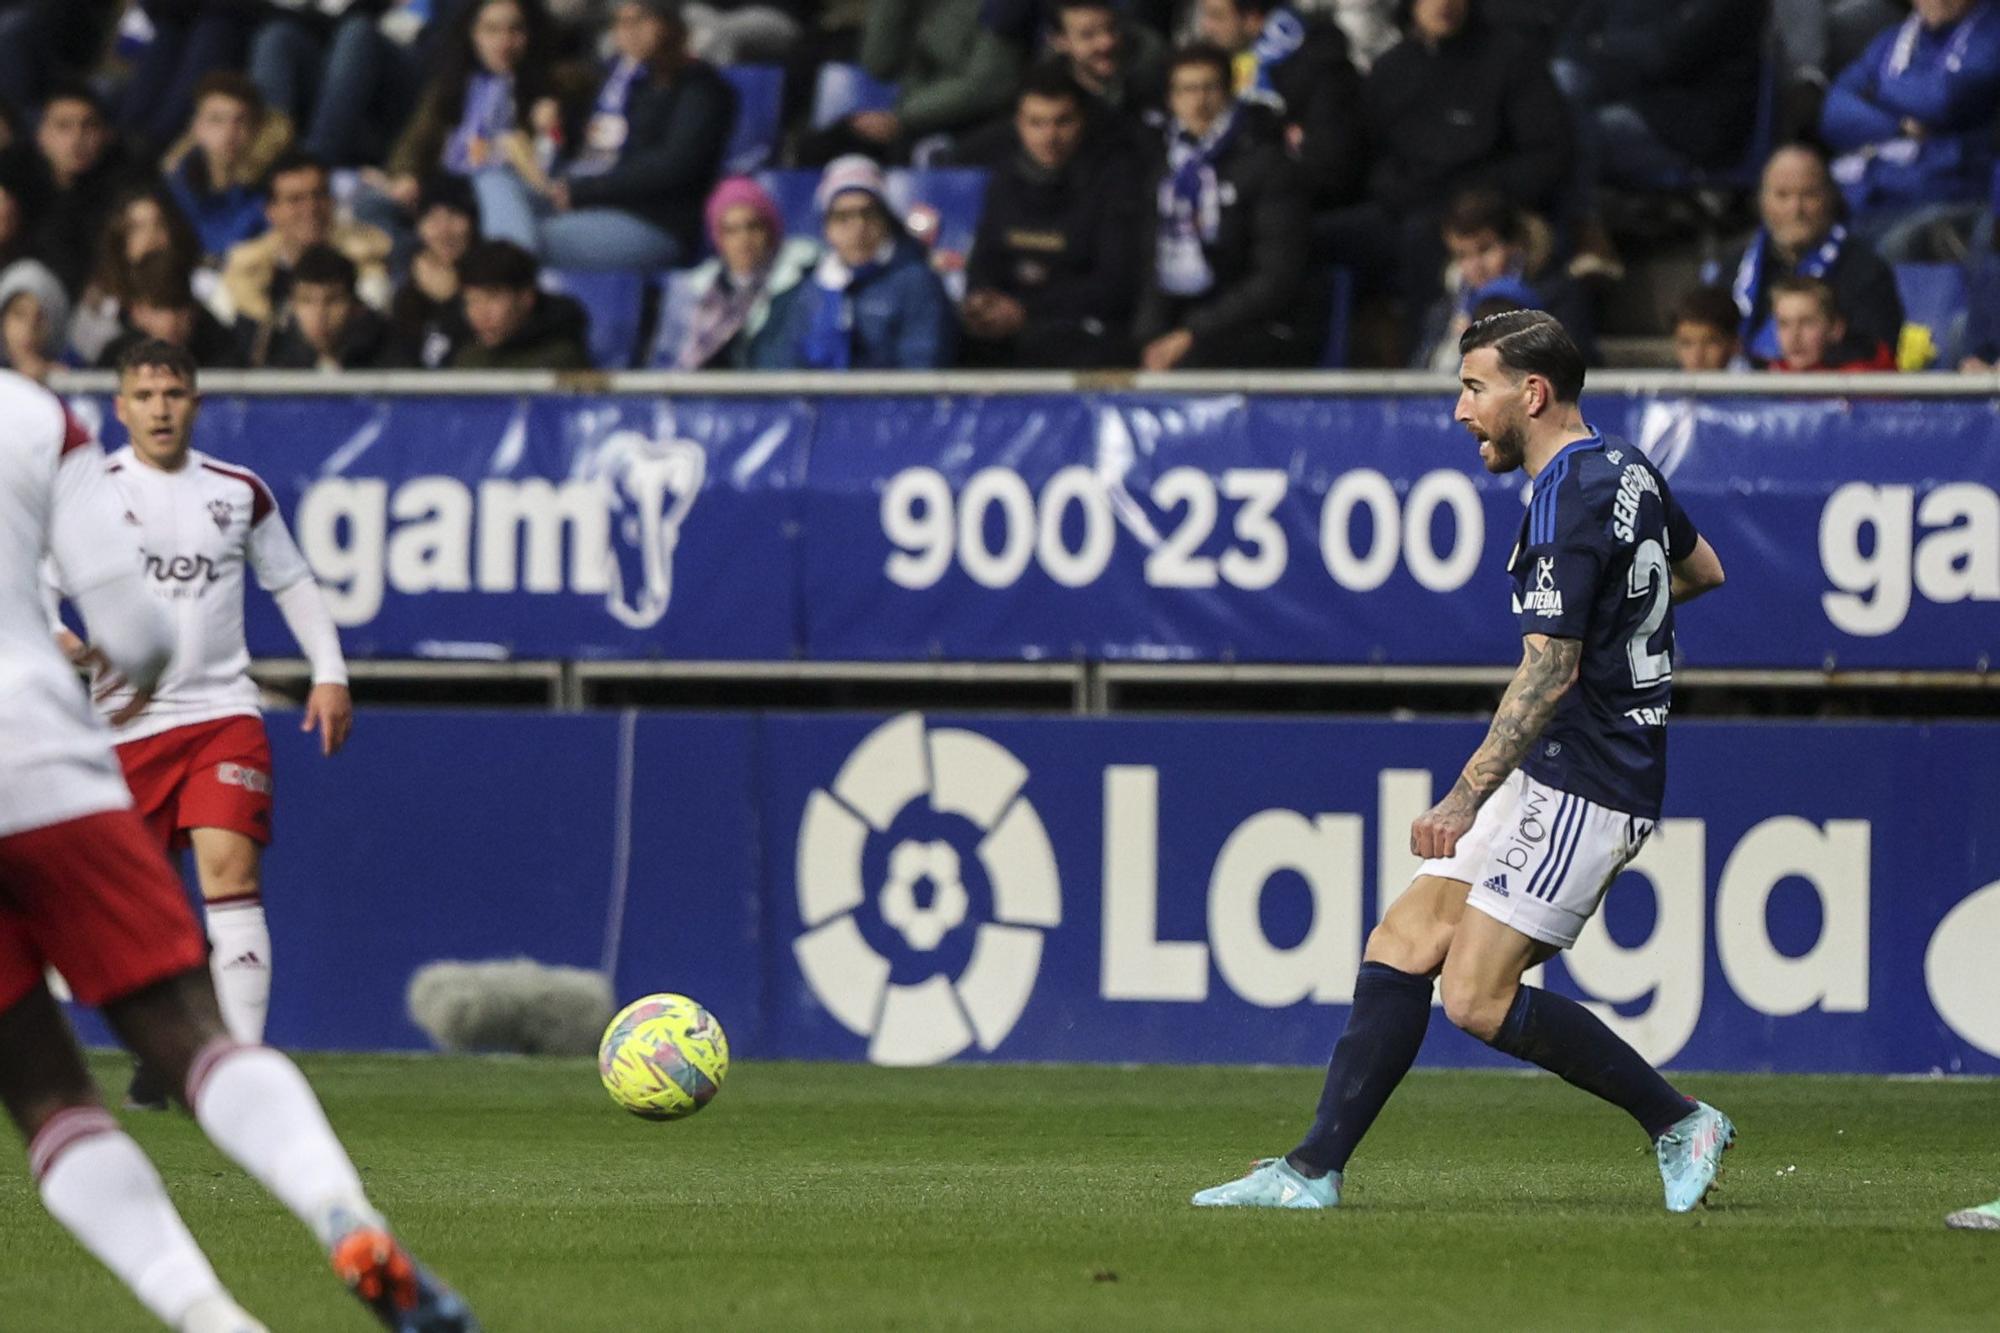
[117,716,274,851]
[0,810,207,1013]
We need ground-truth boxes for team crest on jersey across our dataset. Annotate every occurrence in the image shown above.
[1520,555,1564,617]
[1606,449,1623,464]
[208,498,233,532]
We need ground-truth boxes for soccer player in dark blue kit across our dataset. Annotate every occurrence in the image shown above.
[1195,310,1734,1213]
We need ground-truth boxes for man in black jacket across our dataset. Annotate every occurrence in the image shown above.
[1323,0,1572,312]
[1194,0,1367,214]
[1723,142,1904,367]
[1135,43,1313,370]
[962,63,1147,368]
[473,0,735,270]
[253,243,396,371]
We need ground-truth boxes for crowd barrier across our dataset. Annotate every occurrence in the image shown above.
[114,707,2000,1076]
[59,374,2000,672]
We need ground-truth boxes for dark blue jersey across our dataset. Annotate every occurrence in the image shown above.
[1509,432,1699,819]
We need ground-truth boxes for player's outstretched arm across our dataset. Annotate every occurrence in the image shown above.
[1670,534,1726,605]
[1412,634,1581,859]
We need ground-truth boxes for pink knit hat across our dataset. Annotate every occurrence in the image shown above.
[704,176,783,250]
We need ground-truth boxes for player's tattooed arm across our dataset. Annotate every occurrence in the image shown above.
[1411,635,1581,858]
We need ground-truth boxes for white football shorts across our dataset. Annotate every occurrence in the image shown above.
[1421,770,1654,950]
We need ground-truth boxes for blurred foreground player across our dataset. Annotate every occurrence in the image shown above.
[1194,311,1733,1213]
[50,339,351,1106]
[1,368,476,1331]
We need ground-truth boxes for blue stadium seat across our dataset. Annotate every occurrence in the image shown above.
[1892,262,1971,369]
[722,65,784,175]
[755,169,824,244]
[1318,265,1355,369]
[892,169,987,263]
[811,62,897,130]
[541,269,652,370]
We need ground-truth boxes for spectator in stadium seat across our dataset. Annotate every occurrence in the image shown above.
[216,151,395,329]
[1134,43,1312,370]
[1553,0,1769,192]
[945,0,1163,167]
[0,178,28,273]
[661,176,816,370]
[473,0,733,271]
[763,154,957,369]
[1819,0,2000,260]
[797,0,1023,164]
[1670,284,1749,373]
[387,175,478,369]
[1194,0,1367,214]
[9,80,138,299]
[1322,0,1569,313]
[249,0,404,167]
[0,1,115,129]
[0,257,68,381]
[162,73,283,264]
[374,0,566,229]
[1960,241,2000,369]
[252,242,396,370]
[70,187,206,368]
[1765,273,1898,370]
[1725,143,1904,366]
[1051,0,1167,116]
[1411,189,1595,371]
[95,250,246,369]
[114,1,258,159]
[447,237,593,369]
[961,64,1144,367]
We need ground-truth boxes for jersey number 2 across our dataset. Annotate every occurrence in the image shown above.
[1626,538,1672,688]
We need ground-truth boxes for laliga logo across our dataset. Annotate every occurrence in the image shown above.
[793,714,1061,1066]
[587,429,705,629]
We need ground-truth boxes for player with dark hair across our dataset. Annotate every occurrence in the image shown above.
[1194,309,1733,1213]
[50,340,353,1105]
[2,361,476,1331]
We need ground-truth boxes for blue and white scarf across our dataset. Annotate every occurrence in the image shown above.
[444,73,515,174]
[1732,223,1847,363]
[1156,108,1239,298]
[569,56,644,178]
[1242,6,1306,111]
[801,244,893,370]
[1883,2,1990,78]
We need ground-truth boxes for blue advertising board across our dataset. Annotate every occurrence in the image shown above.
[71,390,2000,670]
[175,709,2000,1077]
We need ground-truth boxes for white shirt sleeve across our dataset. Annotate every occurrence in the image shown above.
[250,502,347,684]
[49,443,171,692]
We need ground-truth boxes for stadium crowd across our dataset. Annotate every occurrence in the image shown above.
[0,0,1993,375]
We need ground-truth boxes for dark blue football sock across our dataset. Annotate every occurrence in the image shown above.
[1286,962,1434,1176]
[1487,985,1692,1140]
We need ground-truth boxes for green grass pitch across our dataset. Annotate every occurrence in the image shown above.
[2,1055,1997,1330]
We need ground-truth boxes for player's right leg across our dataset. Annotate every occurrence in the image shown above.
[0,934,264,1330]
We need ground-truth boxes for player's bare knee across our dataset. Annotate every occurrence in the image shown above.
[196,846,261,902]
[1439,974,1509,1043]
[1362,919,1445,975]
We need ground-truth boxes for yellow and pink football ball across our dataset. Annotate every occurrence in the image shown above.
[597,993,729,1120]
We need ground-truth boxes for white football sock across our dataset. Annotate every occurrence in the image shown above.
[205,897,271,1044]
[32,1106,230,1328]
[188,1042,382,1249]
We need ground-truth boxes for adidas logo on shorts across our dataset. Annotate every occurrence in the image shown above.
[1482,874,1510,897]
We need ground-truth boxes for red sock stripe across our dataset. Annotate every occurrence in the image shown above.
[28,1105,120,1182]
[185,1037,251,1111]
[204,892,264,909]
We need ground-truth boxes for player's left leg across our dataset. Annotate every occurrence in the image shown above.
[189,828,270,1044]
[1442,897,1732,1211]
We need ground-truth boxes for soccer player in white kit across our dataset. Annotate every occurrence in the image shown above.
[49,338,351,1104]
[0,365,476,1329]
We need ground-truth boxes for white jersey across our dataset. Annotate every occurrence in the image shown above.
[0,374,147,837]
[79,446,324,743]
